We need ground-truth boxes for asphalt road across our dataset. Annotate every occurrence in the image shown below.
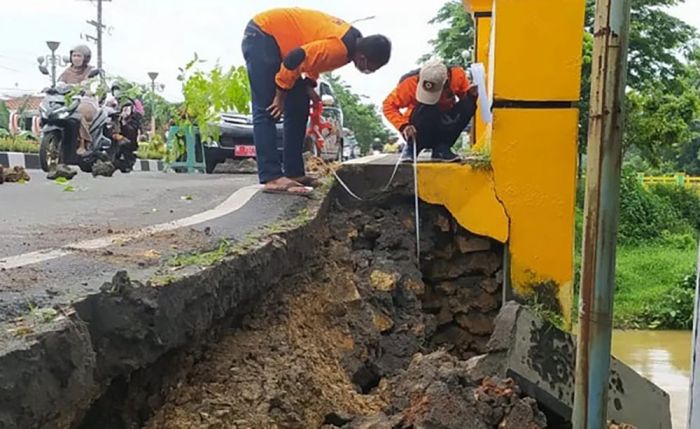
[0,171,256,258]
[0,170,309,321]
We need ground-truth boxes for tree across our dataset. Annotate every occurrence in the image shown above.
[0,101,9,131]
[325,73,392,155]
[420,1,474,66]
[581,0,699,168]
[108,75,176,136]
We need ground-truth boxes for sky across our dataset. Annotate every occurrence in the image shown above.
[0,0,443,107]
[0,0,698,108]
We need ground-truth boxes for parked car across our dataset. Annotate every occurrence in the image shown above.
[204,79,344,173]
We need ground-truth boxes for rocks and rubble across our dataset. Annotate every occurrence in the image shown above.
[0,165,30,183]
[46,164,77,180]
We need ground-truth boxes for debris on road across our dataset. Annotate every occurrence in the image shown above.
[0,166,31,184]
[46,164,77,181]
[92,160,116,177]
[305,153,338,177]
[212,158,258,174]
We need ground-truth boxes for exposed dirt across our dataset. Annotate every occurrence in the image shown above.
[142,200,545,429]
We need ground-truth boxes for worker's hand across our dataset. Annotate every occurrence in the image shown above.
[468,84,479,98]
[402,125,417,141]
[306,85,322,105]
[267,90,287,120]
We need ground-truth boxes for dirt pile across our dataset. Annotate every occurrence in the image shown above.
[328,353,546,429]
[140,199,547,429]
[0,165,30,183]
[305,153,338,177]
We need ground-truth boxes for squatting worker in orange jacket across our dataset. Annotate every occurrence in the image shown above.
[383,59,478,163]
[242,8,392,196]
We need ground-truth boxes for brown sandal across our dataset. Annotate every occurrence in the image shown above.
[262,181,314,198]
[292,176,322,188]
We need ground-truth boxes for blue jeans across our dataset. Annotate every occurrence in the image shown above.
[242,21,310,183]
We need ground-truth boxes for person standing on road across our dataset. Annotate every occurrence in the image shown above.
[383,59,478,163]
[242,8,392,196]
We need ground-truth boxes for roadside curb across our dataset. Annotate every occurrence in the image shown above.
[0,152,165,172]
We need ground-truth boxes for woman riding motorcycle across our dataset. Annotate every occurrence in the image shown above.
[58,45,99,155]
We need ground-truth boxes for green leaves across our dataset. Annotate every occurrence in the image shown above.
[421,1,474,66]
[175,55,251,145]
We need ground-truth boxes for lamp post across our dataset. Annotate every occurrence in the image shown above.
[36,41,62,87]
[147,72,159,136]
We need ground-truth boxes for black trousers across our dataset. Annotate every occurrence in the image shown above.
[410,94,477,151]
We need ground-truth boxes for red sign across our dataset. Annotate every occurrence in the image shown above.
[234,145,256,158]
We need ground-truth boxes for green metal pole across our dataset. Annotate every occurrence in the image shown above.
[572,0,632,427]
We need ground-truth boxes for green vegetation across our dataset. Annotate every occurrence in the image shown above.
[0,136,39,153]
[168,239,232,268]
[574,171,698,330]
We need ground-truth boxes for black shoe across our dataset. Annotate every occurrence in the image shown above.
[431,149,461,162]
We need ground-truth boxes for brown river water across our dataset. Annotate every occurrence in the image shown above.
[612,330,692,429]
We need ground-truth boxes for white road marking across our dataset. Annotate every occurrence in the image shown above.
[344,153,390,164]
[0,184,262,270]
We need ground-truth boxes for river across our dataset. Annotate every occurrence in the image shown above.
[612,330,692,429]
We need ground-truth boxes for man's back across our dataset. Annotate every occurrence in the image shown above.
[253,8,352,57]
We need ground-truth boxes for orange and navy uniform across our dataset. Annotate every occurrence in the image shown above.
[252,8,362,91]
[383,66,471,132]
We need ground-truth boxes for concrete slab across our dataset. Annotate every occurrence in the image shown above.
[471,302,672,428]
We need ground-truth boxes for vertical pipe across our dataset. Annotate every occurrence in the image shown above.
[50,52,56,88]
[572,0,632,427]
[97,0,103,70]
[689,242,700,428]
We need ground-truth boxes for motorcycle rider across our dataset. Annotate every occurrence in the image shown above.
[58,45,99,155]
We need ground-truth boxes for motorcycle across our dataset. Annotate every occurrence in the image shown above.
[38,72,137,174]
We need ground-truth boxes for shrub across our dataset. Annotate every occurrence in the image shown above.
[636,272,697,330]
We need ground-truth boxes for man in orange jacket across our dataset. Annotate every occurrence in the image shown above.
[242,8,392,196]
[383,60,478,162]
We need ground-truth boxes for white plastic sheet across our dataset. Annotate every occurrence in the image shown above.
[469,63,492,124]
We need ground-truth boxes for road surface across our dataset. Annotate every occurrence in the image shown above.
[0,170,307,322]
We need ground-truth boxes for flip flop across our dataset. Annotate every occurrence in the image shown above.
[262,182,314,198]
[292,176,323,188]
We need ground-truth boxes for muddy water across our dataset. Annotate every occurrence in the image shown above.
[612,330,692,429]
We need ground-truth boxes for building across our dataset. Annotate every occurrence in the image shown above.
[0,95,42,136]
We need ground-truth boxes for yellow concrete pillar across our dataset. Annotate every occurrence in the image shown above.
[463,0,492,148]
[488,0,586,322]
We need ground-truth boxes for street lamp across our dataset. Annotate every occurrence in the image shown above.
[37,41,61,87]
[147,72,160,136]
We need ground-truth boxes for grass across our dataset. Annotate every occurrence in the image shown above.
[0,137,39,153]
[167,239,232,268]
[613,243,696,328]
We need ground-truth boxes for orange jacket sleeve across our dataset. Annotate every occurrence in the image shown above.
[275,39,349,90]
[383,78,417,131]
[450,67,471,100]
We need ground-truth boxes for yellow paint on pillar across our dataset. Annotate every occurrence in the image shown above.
[491,0,586,101]
[417,164,509,243]
[463,0,493,148]
[491,108,579,323]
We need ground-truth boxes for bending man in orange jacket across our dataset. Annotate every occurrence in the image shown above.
[383,60,478,162]
[242,8,392,196]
